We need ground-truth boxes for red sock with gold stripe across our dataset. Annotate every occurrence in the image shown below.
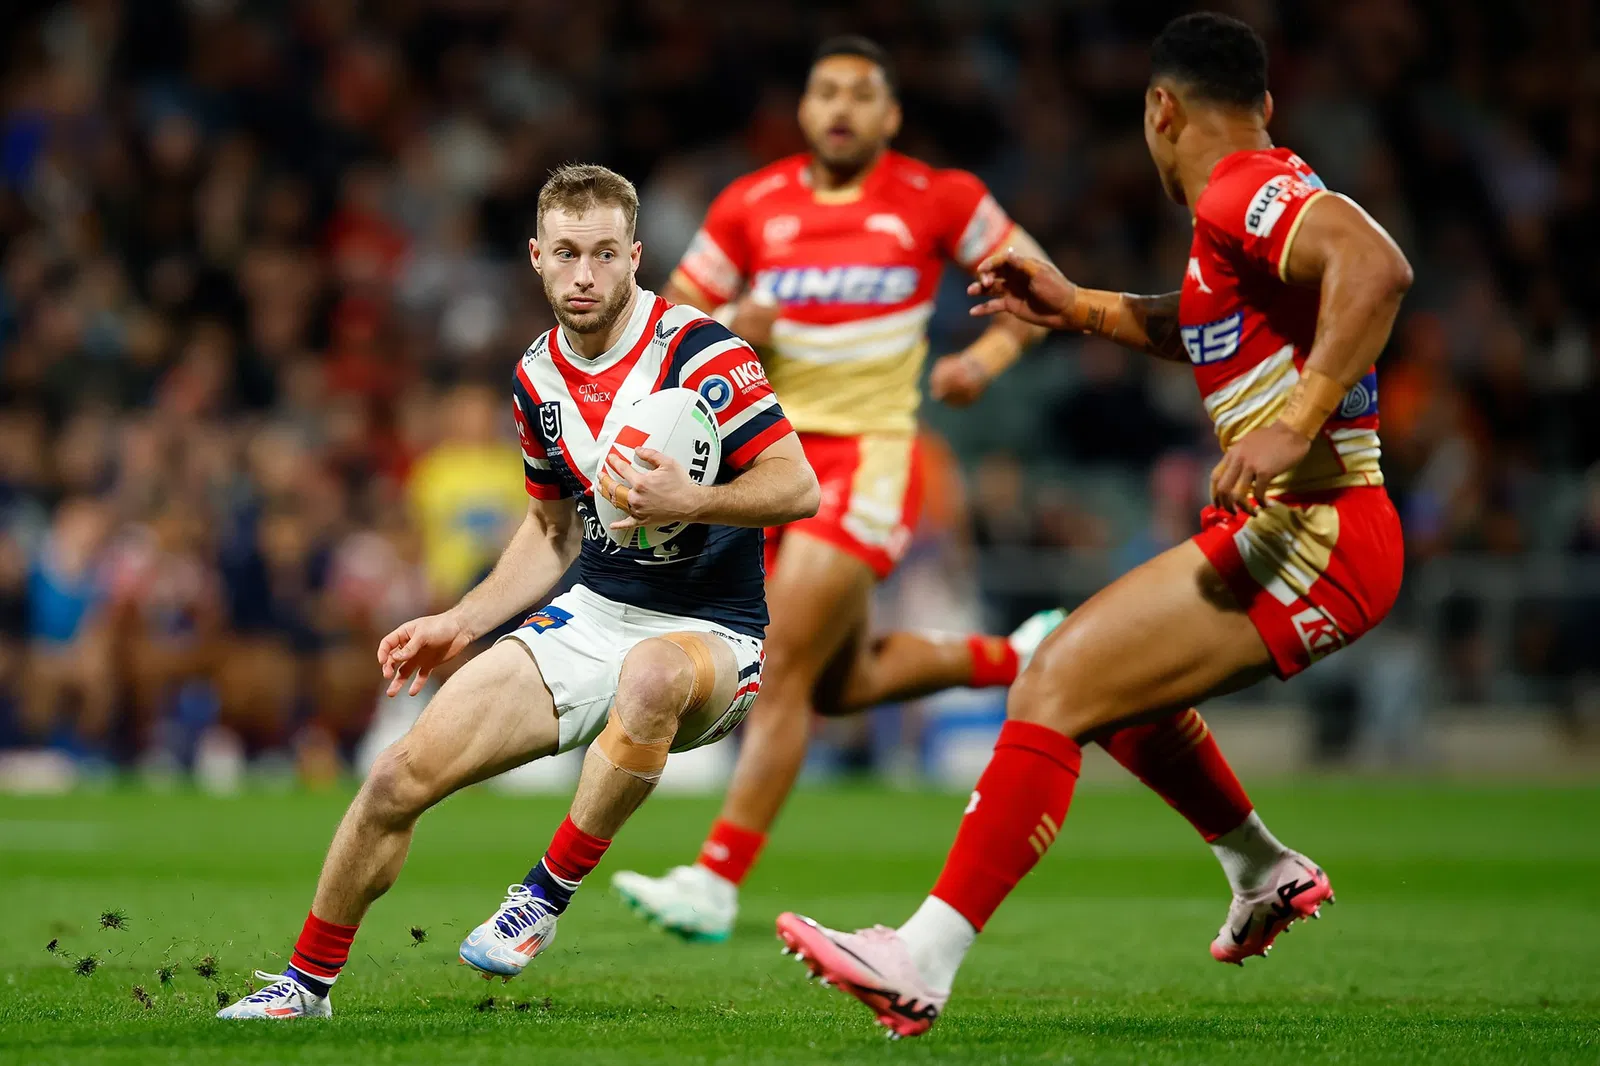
[965,636,1020,688]
[1097,709,1253,842]
[929,720,1081,931]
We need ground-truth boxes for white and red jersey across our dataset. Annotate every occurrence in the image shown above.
[674,151,1014,436]
[511,288,794,636]
[1183,147,1383,496]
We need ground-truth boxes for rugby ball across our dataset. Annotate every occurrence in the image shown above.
[593,387,721,550]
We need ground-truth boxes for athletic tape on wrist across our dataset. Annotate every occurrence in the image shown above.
[1073,289,1128,344]
[1277,369,1345,440]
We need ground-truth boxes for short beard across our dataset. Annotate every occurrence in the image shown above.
[814,142,879,183]
[549,276,634,337]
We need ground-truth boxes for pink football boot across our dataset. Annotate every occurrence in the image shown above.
[1210,851,1335,965]
[776,912,948,1038]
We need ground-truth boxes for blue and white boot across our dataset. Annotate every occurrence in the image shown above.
[215,971,332,1019]
[458,884,560,981]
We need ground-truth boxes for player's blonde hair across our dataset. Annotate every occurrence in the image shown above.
[537,163,639,240]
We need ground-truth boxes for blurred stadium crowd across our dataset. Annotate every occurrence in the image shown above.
[0,0,1595,774]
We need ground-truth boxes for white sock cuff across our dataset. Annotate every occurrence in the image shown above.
[1210,811,1290,894]
[540,859,582,891]
[906,895,977,937]
[1214,811,1286,854]
[291,968,337,990]
[898,895,976,993]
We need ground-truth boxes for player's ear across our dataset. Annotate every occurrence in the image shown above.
[528,237,542,275]
[630,240,642,272]
[885,100,902,141]
[1261,90,1275,127]
[1150,85,1180,139]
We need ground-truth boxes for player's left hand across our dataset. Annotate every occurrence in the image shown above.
[967,248,1077,329]
[601,447,709,532]
[726,291,780,347]
[1210,422,1312,515]
[928,351,993,407]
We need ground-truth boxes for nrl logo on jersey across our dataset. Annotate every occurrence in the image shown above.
[538,401,562,443]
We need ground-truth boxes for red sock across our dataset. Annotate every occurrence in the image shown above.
[698,818,766,885]
[966,635,1020,688]
[1097,709,1252,842]
[543,815,612,882]
[930,719,1081,931]
[289,911,359,984]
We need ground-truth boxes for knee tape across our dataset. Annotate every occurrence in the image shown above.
[594,709,671,782]
[593,634,719,782]
[659,632,717,715]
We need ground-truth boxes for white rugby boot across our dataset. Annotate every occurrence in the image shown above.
[612,863,738,942]
[1009,608,1067,672]
[215,971,332,1019]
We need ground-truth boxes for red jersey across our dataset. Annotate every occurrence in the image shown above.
[1183,147,1383,495]
[673,151,1014,436]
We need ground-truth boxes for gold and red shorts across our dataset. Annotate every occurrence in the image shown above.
[763,432,924,580]
[1193,487,1404,678]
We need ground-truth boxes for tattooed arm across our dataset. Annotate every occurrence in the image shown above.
[967,250,1188,364]
[1114,291,1187,363]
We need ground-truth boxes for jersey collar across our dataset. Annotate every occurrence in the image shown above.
[555,286,656,373]
[1207,145,1291,186]
[802,150,893,205]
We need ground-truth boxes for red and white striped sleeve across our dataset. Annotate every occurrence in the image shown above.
[667,320,793,468]
[511,366,569,500]
[934,168,1015,272]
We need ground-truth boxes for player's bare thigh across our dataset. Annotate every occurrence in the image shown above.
[379,641,561,803]
[809,613,871,717]
[1010,539,1274,741]
[762,529,877,697]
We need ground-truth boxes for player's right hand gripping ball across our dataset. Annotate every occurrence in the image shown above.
[593,388,720,550]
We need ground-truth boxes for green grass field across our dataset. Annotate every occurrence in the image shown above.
[2,780,1598,1065]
